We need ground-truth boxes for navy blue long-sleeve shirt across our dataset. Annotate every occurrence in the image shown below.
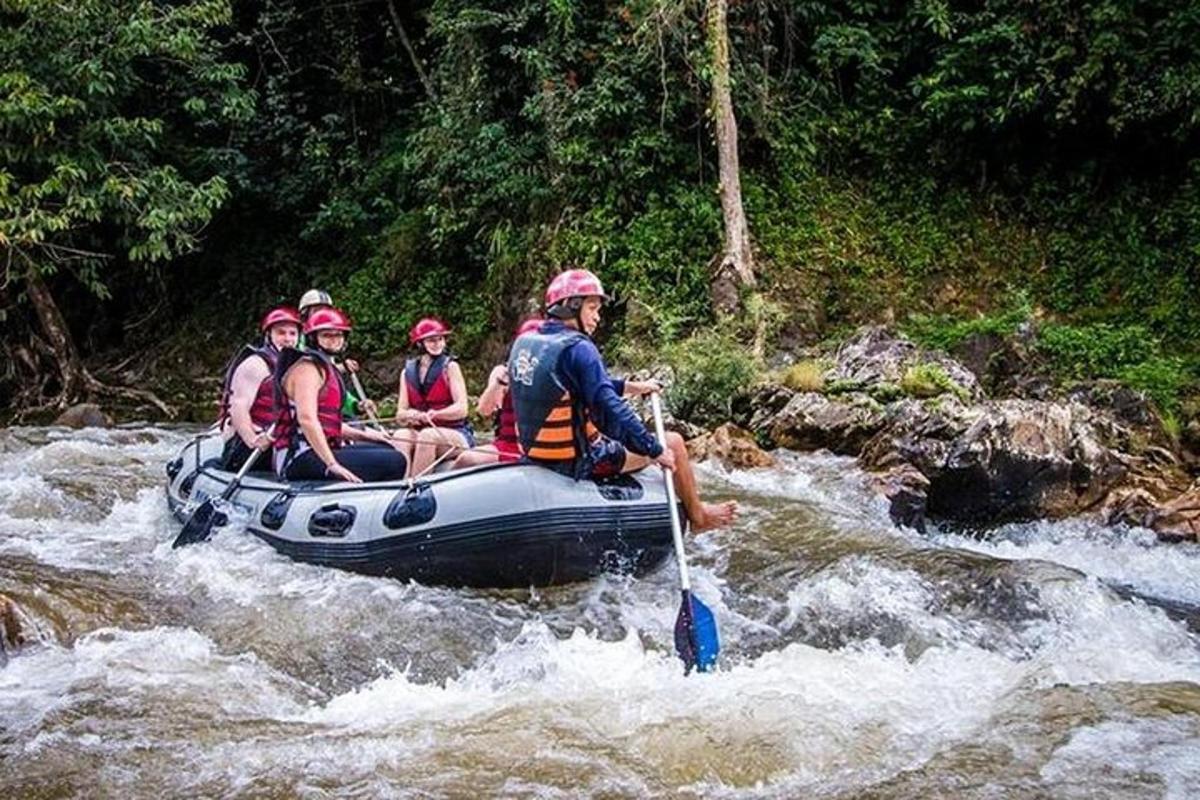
[544,320,664,459]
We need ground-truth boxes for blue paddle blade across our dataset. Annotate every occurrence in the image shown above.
[674,590,720,674]
[690,594,720,673]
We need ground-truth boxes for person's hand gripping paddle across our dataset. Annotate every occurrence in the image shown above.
[173,427,273,548]
[650,393,719,674]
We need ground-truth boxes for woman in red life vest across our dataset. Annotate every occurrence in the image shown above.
[394,317,474,476]
[274,308,407,483]
[216,306,301,471]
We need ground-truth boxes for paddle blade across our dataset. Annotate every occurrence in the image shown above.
[690,594,720,672]
[674,590,720,674]
[673,590,698,673]
[172,498,219,549]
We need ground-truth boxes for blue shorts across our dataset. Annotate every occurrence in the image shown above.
[586,436,627,479]
[531,436,627,480]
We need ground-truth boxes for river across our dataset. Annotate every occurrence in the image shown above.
[2,425,1198,798]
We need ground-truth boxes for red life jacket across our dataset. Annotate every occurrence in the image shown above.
[404,355,465,426]
[273,349,344,456]
[494,391,518,447]
[217,344,280,430]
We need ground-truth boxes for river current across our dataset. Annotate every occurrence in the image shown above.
[1,425,1198,798]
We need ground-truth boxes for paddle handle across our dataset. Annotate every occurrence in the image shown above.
[650,393,691,593]
[349,372,383,430]
[222,424,274,500]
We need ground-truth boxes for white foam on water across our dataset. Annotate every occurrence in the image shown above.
[0,472,74,520]
[0,626,312,740]
[0,485,172,573]
[933,518,1200,605]
[259,620,1024,795]
[781,556,991,649]
[1023,578,1200,688]
[1040,716,1200,799]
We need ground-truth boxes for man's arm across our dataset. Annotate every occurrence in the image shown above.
[563,340,662,458]
[228,357,271,448]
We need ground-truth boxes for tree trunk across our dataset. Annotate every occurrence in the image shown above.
[706,0,756,315]
[385,0,437,102]
[18,266,175,418]
[24,268,87,406]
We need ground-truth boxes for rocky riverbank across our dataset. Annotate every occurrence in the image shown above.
[701,327,1199,541]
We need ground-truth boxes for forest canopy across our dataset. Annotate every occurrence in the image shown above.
[2,0,1198,416]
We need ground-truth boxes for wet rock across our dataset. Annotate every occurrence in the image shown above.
[1107,482,1200,543]
[861,398,1138,524]
[1152,486,1200,542]
[829,326,981,401]
[1,593,31,664]
[1068,380,1160,430]
[687,423,775,469]
[867,464,929,533]
[53,403,112,429]
[764,392,888,456]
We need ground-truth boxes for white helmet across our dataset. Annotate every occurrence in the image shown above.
[298,289,333,313]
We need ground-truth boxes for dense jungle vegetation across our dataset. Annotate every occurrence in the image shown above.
[2,0,1199,424]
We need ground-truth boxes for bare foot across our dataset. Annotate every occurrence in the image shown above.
[691,500,738,532]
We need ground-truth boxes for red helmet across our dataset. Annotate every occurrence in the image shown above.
[409,317,452,345]
[260,306,302,333]
[304,307,352,335]
[515,317,543,338]
[545,269,609,309]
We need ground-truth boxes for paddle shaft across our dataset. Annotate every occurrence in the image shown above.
[349,371,384,430]
[650,393,691,592]
[222,425,275,499]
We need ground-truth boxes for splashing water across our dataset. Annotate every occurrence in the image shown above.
[1,428,1198,797]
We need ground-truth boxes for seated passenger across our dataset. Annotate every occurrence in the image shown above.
[274,308,407,483]
[297,288,374,420]
[216,306,301,471]
[395,317,475,476]
[509,269,737,532]
[452,317,543,469]
[454,317,662,469]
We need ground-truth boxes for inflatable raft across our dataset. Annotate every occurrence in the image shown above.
[165,433,680,587]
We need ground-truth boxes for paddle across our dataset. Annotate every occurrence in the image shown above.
[650,393,720,674]
[349,371,383,430]
[172,429,273,549]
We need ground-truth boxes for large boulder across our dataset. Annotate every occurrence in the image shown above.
[763,391,888,456]
[53,402,111,429]
[860,398,1147,524]
[687,423,775,469]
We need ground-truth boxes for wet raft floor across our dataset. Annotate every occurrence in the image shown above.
[2,426,1199,798]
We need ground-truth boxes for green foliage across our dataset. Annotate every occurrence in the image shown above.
[869,382,904,404]
[1035,322,1195,411]
[780,360,826,393]
[0,0,251,292]
[900,363,968,401]
[1115,358,1192,415]
[661,329,761,427]
[904,299,1033,351]
[1035,323,1162,381]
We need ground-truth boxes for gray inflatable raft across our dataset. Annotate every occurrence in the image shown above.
[165,433,679,587]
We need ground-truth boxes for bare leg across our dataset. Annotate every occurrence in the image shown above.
[624,431,737,532]
[453,444,499,469]
[392,430,418,477]
[411,426,469,475]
